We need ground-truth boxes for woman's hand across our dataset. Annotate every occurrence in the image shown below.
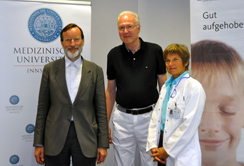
[151,147,169,164]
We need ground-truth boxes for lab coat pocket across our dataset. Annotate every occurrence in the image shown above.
[168,101,185,120]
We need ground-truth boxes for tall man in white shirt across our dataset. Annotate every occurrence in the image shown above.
[33,23,109,166]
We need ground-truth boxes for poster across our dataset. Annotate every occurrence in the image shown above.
[190,0,244,165]
[0,1,91,165]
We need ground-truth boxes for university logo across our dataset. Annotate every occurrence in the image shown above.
[9,155,19,164]
[26,124,35,134]
[28,8,62,42]
[9,95,19,105]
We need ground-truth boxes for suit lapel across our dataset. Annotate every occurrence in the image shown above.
[55,58,72,103]
[73,59,92,105]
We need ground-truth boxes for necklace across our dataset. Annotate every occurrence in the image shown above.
[170,76,190,98]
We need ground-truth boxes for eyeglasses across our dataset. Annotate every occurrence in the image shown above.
[118,25,137,32]
[64,37,81,44]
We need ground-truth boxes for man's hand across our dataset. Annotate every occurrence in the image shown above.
[151,147,169,164]
[108,126,113,143]
[34,146,44,164]
[97,148,107,164]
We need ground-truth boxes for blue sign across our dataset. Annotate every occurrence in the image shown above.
[9,155,19,164]
[28,8,62,42]
[9,95,19,105]
[26,124,35,134]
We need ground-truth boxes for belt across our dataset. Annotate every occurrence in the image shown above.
[117,104,154,115]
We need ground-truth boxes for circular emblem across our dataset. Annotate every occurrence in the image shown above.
[9,155,19,164]
[9,95,19,105]
[28,8,62,42]
[26,124,35,134]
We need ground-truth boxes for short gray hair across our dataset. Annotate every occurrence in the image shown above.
[117,10,140,26]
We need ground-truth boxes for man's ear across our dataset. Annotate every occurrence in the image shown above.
[138,25,141,33]
[81,38,85,46]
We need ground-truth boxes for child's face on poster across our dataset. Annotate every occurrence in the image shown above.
[197,72,244,165]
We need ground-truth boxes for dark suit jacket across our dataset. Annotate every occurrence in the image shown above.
[33,57,109,157]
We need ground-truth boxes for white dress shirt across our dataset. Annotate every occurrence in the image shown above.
[65,56,83,120]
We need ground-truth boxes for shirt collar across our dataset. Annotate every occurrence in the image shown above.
[165,71,190,88]
[65,56,83,68]
[122,37,145,53]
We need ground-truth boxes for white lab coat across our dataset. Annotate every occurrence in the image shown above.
[147,74,206,166]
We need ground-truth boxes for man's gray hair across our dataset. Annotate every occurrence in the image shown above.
[117,10,140,26]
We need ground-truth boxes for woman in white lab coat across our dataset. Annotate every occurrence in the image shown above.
[146,43,206,166]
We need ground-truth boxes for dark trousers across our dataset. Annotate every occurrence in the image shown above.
[44,122,96,166]
[158,130,166,166]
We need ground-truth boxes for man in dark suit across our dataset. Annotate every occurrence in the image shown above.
[33,23,109,166]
